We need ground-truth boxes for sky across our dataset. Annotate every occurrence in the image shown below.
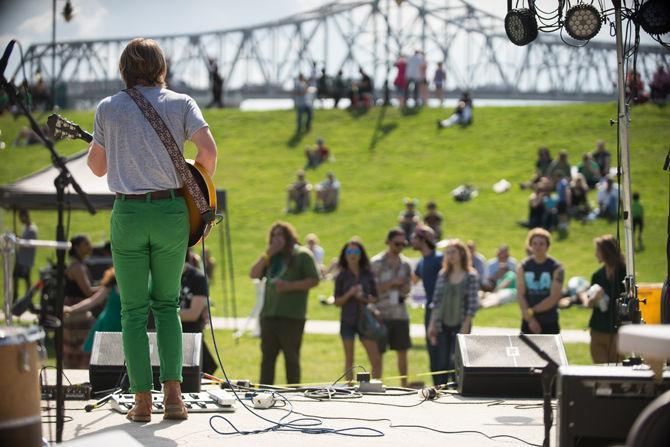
[0,0,506,48]
[0,0,658,86]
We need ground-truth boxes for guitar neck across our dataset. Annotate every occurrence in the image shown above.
[77,129,93,144]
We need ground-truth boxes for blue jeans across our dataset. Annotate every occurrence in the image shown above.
[296,105,312,132]
[434,324,461,384]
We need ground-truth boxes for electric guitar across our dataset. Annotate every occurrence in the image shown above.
[47,113,217,246]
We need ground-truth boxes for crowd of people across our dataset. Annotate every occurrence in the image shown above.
[249,217,629,387]
[519,141,644,247]
[44,233,219,374]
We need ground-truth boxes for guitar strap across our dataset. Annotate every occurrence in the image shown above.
[123,87,213,223]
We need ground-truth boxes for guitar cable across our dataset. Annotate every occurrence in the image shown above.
[197,239,384,437]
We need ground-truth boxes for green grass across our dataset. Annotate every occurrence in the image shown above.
[1,103,667,334]
[206,330,593,385]
[38,327,592,385]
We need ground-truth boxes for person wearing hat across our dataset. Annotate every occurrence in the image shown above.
[304,137,330,169]
[410,225,444,385]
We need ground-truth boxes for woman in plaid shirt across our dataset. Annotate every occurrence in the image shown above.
[428,239,480,383]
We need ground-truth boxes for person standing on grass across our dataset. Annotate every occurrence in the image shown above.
[13,209,37,302]
[87,37,218,422]
[428,239,479,384]
[410,225,445,385]
[250,222,320,385]
[334,238,382,381]
[586,235,626,364]
[371,228,413,388]
[517,228,564,334]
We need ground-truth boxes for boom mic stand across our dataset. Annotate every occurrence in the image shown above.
[0,40,97,443]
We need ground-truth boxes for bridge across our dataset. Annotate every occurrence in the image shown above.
[14,0,670,107]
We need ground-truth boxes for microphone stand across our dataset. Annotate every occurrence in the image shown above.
[519,333,558,447]
[1,60,97,443]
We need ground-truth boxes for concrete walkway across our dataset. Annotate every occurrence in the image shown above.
[211,317,590,343]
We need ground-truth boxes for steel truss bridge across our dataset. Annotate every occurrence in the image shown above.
[15,0,670,107]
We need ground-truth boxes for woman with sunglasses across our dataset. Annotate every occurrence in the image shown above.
[428,239,480,383]
[333,238,382,381]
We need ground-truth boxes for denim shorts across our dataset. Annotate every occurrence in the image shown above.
[340,321,364,340]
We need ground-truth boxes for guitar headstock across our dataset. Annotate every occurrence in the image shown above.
[47,113,89,142]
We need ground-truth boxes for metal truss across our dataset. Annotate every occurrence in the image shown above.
[15,0,670,105]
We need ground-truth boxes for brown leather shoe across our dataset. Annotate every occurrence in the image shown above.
[162,380,188,421]
[126,391,152,422]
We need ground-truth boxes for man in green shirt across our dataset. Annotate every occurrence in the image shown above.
[250,221,320,385]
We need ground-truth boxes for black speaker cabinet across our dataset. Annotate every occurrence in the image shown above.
[455,334,568,397]
[557,365,670,447]
[89,331,202,393]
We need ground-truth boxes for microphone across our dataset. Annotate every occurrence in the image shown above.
[0,40,17,79]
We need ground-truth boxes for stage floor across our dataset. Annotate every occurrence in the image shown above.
[41,370,550,447]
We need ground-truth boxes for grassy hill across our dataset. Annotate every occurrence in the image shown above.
[1,102,667,330]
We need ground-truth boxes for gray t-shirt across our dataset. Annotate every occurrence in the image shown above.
[93,86,208,194]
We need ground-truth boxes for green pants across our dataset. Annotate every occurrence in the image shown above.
[111,193,188,392]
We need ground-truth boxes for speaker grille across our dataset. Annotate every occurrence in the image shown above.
[90,331,201,367]
[455,334,568,397]
[459,334,568,368]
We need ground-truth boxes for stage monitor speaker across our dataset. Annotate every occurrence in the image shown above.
[557,365,670,447]
[455,334,568,397]
[89,331,202,393]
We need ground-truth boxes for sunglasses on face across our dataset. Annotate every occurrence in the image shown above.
[345,247,362,256]
[391,240,406,248]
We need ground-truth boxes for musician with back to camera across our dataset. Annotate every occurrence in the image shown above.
[87,37,217,422]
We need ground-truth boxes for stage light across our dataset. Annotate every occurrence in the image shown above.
[564,4,602,41]
[635,0,670,36]
[505,8,538,46]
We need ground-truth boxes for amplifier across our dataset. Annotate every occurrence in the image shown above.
[89,332,202,393]
[557,365,670,447]
[455,334,568,397]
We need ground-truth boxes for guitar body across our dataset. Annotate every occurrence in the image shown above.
[47,113,218,247]
[184,160,217,247]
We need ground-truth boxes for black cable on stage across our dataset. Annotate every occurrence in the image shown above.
[389,423,542,447]
[198,241,383,438]
[275,400,542,447]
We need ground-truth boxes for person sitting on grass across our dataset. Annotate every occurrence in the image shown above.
[314,172,340,212]
[423,201,444,241]
[398,198,421,241]
[480,264,517,308]
[577,152,601,189]
[304,137,330,169]
[569,174,590,222]
[547,150,571,179]
[521,147,553,190]
[286,170,312,213]
[597,177,619,221]
[437,91,473,128]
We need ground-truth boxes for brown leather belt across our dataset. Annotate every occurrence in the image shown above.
[115,189,183,200]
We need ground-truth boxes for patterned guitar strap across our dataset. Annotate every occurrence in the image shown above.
[124,87,214,224]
